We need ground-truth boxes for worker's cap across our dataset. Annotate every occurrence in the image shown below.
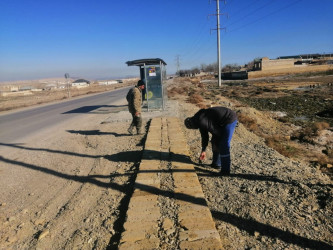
[137,80,145,86]
[184,117,198,129]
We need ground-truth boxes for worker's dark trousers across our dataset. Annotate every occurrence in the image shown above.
[212,120,238,171]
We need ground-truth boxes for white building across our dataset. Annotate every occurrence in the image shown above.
[99,80,118,85]
[72,79,90,88]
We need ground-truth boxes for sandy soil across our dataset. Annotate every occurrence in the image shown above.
[0,77,332,249]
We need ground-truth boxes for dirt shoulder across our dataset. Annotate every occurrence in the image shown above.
[0,106,146,249]
[180,101,332,249]
[169,77,332,249]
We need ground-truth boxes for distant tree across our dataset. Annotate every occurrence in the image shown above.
[204,63,217,73]
[191,67,200,75]
[221,63,241,72]
[245,57,261,71]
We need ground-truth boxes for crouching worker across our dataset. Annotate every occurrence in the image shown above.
[126,80,145,135]
[184,106,238,175]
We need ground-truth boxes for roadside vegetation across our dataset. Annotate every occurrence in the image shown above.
[168,73,333,177]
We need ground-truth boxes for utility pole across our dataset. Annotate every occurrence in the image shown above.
[210,0,226,87]
[217,0,221,87]
[64,73,71,98]
[175,55,181,76]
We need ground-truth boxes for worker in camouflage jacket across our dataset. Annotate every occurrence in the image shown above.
[126,80,145,135]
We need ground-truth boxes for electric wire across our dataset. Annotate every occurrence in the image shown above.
[227,0,304,33]
[226,0,278,27]
[177,0,304,70]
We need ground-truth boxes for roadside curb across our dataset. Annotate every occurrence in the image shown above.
[118,117,222,249]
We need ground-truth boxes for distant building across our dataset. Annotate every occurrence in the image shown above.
[253,57,295,71]
[72,79,90,88]
[99,80,118,85]
[19,86,33,91]
[44,84,57,90]
[253,53,333,72]
[0,85,19,92]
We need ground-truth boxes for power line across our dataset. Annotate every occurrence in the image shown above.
[227,0,304,33]
[224,0,264,18]
[178,17,212,57]
[226,0,278,27]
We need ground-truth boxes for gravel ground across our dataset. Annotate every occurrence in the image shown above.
[178,94,332,250]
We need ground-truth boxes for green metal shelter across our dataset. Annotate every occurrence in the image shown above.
[126,58,167,111]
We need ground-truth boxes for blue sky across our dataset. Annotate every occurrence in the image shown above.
[0,0,332,81]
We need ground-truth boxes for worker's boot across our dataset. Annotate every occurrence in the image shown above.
[136,116,143,135]
[127,125,134,135]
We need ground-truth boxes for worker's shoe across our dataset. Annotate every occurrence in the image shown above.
[127,126,134,135]
[210,163,221,170]
[136,129,143,135]
[220,169,230,176]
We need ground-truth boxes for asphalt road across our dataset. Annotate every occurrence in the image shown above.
[0,87,130,143]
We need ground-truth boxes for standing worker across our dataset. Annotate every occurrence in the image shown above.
[184,106,238,175]
[126,80,145,135]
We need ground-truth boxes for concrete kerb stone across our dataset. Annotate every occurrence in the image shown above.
[168,118,223,249]
[118,117,222,249]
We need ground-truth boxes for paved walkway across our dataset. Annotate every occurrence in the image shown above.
[119,117,222,249]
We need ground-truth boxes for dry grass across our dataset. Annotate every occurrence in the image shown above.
[167,79,207,108]
[265,136,300,158]
[236,113,258,132]
[170,76,333,176]
[0,82,134,112]
[291,122,330,142]
[167,86,190,98]
[237,112,302,158]
[187,93,206,109]
[313,122,330,135]
[189,78,200,85]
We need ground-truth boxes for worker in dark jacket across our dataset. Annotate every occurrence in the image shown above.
[126,80,145,135]
[184,106,238,175]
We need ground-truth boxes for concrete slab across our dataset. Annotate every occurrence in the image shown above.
[118,117,223,249]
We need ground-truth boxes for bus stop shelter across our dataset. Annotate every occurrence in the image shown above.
[126,58,167,111]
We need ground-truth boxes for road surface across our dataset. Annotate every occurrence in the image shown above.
[0,87,130,144]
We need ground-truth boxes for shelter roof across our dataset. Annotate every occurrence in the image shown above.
[73,79,90,83]
[126,58,167,66]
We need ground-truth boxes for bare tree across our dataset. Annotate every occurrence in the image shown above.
[245,57,261,71]
[221,63,241,72]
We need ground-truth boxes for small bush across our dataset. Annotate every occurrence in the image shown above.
[190,79,200,85]
[198,82,204,88]
[291,127,313,142]
[292,122,330,141]
[167,86,189,98]
[265,136,299,158]
[277,117,289,123]
[237,113,258,132]
[316,154,329,165]
[188,93,204,104]
[312,122,330,135]
[197,103,208,109]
